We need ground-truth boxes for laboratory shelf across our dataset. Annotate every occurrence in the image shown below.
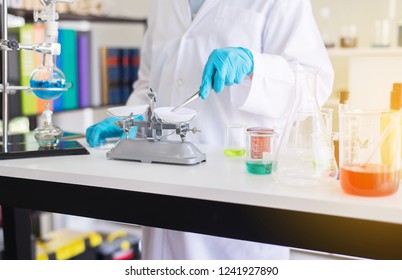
[327,47,402,57]
[7,8,147,25]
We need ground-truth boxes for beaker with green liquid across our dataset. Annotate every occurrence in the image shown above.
[224,124,245,157]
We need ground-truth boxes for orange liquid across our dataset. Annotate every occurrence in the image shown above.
[340,163,399,197]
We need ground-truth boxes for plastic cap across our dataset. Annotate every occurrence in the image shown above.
[339,90,349,104]
[391,83,402,110]
[51,43,61,55]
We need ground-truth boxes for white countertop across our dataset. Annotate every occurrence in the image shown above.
[1,138,402,225]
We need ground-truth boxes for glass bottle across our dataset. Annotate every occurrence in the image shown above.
[339,90,350,112]
[387,83,402,179]
[319,7,335,48]
[333,90,350,169]
[33,103,63,148]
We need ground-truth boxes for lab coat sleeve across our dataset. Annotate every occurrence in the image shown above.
[231,0,334,119]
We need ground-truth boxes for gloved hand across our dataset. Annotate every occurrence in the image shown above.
[199,47,254,99]
[86,115,143,148]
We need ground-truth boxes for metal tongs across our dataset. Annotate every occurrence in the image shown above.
[171,90,200,112]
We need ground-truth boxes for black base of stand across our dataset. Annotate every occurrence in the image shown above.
[0,132,89,160]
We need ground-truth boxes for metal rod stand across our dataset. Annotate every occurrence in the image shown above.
[1,0,10,152]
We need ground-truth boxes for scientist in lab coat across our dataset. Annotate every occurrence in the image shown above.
[87,0,334,259]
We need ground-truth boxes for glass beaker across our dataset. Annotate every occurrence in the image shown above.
[245,127,277,175]
[224,124,245,157]
[339,109,401,197]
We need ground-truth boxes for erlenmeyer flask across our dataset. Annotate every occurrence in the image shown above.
[274,68,338,186]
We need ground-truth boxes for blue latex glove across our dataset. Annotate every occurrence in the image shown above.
[86,115,143,148]
[199,47,254,100]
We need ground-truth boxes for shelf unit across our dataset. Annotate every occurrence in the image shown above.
[7,8,147,24]
[1,6,146,259]
[327,47,402,57]
[3,7,147,133]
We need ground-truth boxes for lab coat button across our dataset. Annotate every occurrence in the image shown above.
[176,79,184,86]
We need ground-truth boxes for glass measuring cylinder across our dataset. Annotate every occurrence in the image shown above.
[245,127,276,175]
[339,109,401,197]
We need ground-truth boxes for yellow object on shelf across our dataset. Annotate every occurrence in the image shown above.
[382,83,402,178]
[106,230,127,243]
[36,229,102,260]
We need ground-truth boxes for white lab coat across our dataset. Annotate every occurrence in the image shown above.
[127,0,334,259]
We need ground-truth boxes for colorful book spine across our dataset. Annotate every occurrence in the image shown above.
[19,24,38,116]
[33,23,51,113]
[106,48,122,105]
[58,28,79,110]
[120,48,131,104]
[53,28,64,112]
[77,31,91,108]
[100,46,109,106]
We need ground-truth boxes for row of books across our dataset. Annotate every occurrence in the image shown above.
[100,47,139,106]
[7,23,48,118]
[2,23,140,117]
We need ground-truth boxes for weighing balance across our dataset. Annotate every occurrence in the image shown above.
[106,91,206,165]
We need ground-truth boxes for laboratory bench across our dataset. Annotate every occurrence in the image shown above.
[0,138,402,260]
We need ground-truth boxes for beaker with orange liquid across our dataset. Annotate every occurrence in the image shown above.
[339,109,401,197]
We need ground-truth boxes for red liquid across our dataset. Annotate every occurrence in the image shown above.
[249,136,270,159]
[340,163,399,197]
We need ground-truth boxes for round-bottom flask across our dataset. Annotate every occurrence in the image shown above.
[33,103,63,148]
[29,54,67,100]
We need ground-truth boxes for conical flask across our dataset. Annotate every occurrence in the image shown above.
[274,68,338,186]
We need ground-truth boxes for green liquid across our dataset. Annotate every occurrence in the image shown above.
[246,161,275,175]
[224,148,245,157]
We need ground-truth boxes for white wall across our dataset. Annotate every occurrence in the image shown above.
[102,0,150,19]
[310,0,402,131]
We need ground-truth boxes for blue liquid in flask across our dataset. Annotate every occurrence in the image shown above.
[30,79,67,100]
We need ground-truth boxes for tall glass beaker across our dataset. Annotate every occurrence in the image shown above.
[274,69,338,186]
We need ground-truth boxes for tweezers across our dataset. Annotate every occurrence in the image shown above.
[171,90,200,112]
